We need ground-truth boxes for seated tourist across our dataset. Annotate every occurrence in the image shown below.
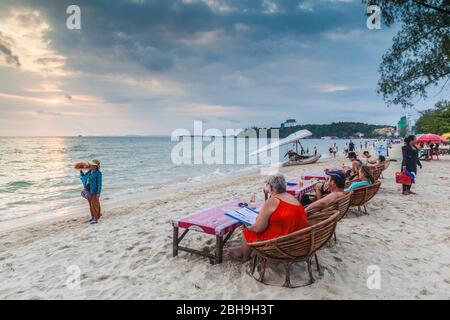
[342,151,362,180]
[313,178,331,200]
[231,174,308,261]
[362,151,377,165]
[345,165,375,191]
[303,171,347,210]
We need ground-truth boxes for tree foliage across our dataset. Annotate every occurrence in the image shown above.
[363,0,450,107]
[415,99,450,134]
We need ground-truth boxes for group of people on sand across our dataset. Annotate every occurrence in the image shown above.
[231,144,394,261]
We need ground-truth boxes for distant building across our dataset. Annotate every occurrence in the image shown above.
[397,116,408,137]
[372,127,396,137]
[280,119,297,128]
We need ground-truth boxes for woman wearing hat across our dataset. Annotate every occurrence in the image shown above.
[80,160,102,224]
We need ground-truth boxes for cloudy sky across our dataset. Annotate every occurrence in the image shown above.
[0,0,447,136]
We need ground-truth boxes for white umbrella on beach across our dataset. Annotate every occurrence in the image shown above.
[250,129,313,156]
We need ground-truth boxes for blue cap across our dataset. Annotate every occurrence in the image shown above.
[326,171,346,188]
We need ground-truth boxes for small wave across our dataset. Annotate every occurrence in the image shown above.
[70,145,88,152]
[0,180,34,193]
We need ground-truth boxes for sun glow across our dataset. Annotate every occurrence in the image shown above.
[0,7,68,76]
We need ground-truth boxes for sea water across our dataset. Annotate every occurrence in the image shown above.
[0,136,370,223]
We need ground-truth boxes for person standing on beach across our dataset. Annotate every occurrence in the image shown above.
[344,143,349,156]
[401,135,422,195]
[80,160,103,224]
[349,140,355,152]
[332,143,338,158]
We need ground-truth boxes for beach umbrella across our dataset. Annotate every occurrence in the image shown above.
[416,133,447,144]
[442,133,450,140]
[250,129,313,156]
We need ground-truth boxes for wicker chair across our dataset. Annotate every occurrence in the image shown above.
[248,210,340,287]
[380,160,390,179]
[371,165,384,181]
[306,192,352,245]
[349,181,381,216]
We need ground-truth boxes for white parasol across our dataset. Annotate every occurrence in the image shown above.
[250,129,313,156]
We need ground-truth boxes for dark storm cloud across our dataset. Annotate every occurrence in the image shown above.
[0,32,21,67]
[1,0,414,135]
[0,0,364,74]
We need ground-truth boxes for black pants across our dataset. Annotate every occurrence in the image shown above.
[402,170,416,192]
[301,194,313,206]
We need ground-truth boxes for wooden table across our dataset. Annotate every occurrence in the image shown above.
[171,199,248,265]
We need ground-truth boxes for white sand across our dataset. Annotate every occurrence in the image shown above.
[0,145,449,299]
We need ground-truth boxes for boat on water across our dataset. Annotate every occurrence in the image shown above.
[282,154,321,167]
[251,129,322,167]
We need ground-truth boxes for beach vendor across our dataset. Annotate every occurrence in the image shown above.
[231,174,308,261]
[80,160,103,224]
[401,135,422,195]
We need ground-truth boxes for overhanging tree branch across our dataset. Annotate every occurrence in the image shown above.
[412,0,450,15]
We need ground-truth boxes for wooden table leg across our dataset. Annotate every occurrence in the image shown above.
[215,235,223,264]
[173,227,179,257]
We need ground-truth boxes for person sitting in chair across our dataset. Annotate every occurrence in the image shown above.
[342,152,363,181]
[301,171,347,209]
[231,174,308,261]
[345,165,374,191]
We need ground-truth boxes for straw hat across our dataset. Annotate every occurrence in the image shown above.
[90,159,101,168]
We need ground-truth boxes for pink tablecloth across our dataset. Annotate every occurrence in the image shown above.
[285,180,318,197]
[172,199,246,236]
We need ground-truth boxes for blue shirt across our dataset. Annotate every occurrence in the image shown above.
[80,170,102,195]
[88,170,102,195]
[80,171,89,188]
[345,180,371,192]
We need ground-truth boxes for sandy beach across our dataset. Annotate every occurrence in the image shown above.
[0,144,449,300]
